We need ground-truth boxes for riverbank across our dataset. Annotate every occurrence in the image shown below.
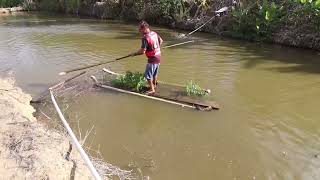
[27,0,320,51]
[0,77,135,179]
[0,6,24,14]
[0,77,94,179]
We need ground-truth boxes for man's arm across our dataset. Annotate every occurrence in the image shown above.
[130,48,146,56]
[129,38,147,56]
[158,35,163,46]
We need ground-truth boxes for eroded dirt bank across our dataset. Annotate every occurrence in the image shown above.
[0,77,92,179]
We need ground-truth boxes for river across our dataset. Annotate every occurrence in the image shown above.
[1,12,320,180]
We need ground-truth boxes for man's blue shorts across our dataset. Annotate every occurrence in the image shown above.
[145,63,160,80]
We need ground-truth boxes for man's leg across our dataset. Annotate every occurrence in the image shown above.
[153,76,157,88]
[148,79,155,93]
[145,63,156,94]
[152,64,160,88]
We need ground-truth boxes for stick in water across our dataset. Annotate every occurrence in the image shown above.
[179,7,228,37]
[162,40,195,49]
[59,40,195,75]
[59,54,132,76]
[187,16,215,36]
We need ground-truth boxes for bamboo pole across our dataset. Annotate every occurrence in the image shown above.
[49,89,103,180]
[59,54,132,75]
[59,40,195,76]
[162,40,195,49]
[186,16,215,36]
[180,6,228,37]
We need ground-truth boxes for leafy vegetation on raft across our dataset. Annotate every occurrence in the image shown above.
[110,72,209,97]
[111,71,147,92]
[185,80,208,96]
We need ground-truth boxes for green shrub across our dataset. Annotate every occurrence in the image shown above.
[230,0,320,40]
[37,0,80,13]
[158,0,185,18]
[0,0,22,7]
[230,5,258,40]
[294,0,320,9]
[38,0,62,12]
[231,0,283,41]
[111,71,147,92]
[122,0,187,22]
[64,0,80,14]
[185,80,207,96]
[289,0,320,31]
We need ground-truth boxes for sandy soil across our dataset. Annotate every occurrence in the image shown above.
[0,77,92,179]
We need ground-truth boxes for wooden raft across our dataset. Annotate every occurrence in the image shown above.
[91,69,220,111]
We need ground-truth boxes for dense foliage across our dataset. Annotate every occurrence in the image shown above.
[35,0,80,13]
[0,0,22,7]
[111,71,147,92]
[230,0,285,41]
[185,80,207,96]
[230,0,320,41]
[289,0,320,31]
[117,0,187,23]
[25,0,320,49]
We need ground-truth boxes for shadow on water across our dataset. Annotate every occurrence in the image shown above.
[241,44,320,74]
[0,12,123,29]
[173,36,320,74]
[1,14,79,27]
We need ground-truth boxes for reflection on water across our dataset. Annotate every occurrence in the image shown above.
[1,12,320,180]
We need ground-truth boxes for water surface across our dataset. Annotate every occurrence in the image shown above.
[1,13,320,180]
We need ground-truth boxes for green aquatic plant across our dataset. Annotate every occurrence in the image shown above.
[111,71,147,92]
[185,80,208,96]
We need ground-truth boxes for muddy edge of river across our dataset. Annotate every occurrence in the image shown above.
[0,77,95,179]
[0,76,134,179]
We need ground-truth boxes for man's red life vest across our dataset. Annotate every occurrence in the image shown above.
[144,31,161,58]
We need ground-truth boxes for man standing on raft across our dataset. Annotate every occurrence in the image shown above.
[129,20,163,95]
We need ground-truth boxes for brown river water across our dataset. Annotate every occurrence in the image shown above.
[1,13,320,180]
